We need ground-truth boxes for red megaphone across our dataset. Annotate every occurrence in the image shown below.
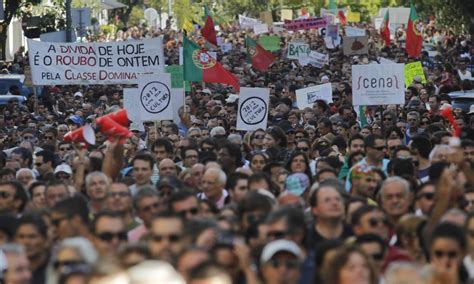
[96,116,133,139]
[95,109,129,127]
[63,124,96,145]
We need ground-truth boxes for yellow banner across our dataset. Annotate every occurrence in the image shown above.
[347,11,360,22]
[404,62,427,86]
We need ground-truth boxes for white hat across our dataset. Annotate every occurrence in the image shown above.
[321,75,329,82]
[225,94,239,103]
[54,164,72,175]
[201,88,212,95]
[73,92,83,98]
[468,105,474,115]
[260,240,302,263]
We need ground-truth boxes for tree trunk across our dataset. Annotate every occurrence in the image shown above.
[0,23,7,61]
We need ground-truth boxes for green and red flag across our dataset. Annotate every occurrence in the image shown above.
[245,37,275,72]
[201,16,217,46]
[183,37,240,91]
[380,10,390,47]
[406,2,423,57]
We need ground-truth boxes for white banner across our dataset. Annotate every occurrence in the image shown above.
[237,88,270,131]
[253,23,269,35]
[124,74,173,121]
[296,83,332,109]
[345,27,366,37]
[352,64,405,106]
[239,15,261,28]
[28,38,164,85]
[308,51,329,68]
[287,42,310,59]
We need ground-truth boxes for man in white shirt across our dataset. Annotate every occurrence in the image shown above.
[197,168,229,209]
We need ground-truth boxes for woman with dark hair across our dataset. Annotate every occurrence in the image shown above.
[285,151,313,184]
[249,151,269,174]
[263,126,288,162]
[323,245,378,284]
[385,126,405,141]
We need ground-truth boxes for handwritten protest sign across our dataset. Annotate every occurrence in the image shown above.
[345,27,366,37]
[404,61,427,86]
[137,73,173,121]
[287,42,310,59]
[343,36,368,55]
[281,9,293,21]
[347,11,360,22]
[352,64,405,106]
[239,15,261,28]
[308,51,329,68]
[237,87,269,131]
[260,11,273,26]
[283,17,329,31]
[296,83,332,109]
[253,23,269,35]
[28,38,164,85]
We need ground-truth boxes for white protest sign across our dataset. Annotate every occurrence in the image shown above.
[138,73,173,121]
[237,87,270,131]
[123,88,141,122]
[345,27,366,37]
[378,57,395,64]
[308,51,329,68]
[296,83,332,109]
[221,43,233,53]
[239,15,261,28]
[287,42,310,59]
[352,64,405,106]
[324,36,341,49]
[253,23,269,35]
[28,38,164,85]
[374,17,383,30]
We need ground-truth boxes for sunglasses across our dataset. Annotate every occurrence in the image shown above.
[229,129,237,133]
[296,147,309,152]
[152,234,182,242]
[177,207,198,217]
[369,217,388,228]
[434,250,458,259]
[34,162,43,167]
[96,231,128,242]
[372,146,386,151]
[370,252,385,261]
[44,136,55,140]
[418,192,435,200]
[268,258,299,269]
[383,117,392,121]
[59,147,71,151]
[23,136,34,140]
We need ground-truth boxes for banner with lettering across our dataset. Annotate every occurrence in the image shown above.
[296,83,332,109]
[352,64,405,106]
[404,61,427,86]
[27,38,164,85]
[237,87,270,131]
[283,17,329,31]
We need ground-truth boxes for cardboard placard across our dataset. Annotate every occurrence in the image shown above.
[343,36,369,55]
[237,87,270,131]
[296,83,333,109]
[287,42,310,59]
[260,11,273,26]
[281,9,293,21]
[404,61,427,86]
[253,23,269,35]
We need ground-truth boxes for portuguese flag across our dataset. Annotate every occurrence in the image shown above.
[201,16,217,46]
[380,10,390,47]
[183,37,240,91]
[406,2,423,58]
[245,37,275,72]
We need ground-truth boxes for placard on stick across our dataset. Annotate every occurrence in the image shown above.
[237,87,270,131]
[295,83,332,109]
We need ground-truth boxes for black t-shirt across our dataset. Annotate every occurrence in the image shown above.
[306,222,353,249]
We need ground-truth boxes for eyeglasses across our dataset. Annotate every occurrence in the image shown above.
[152,233,182,242]
[53,260,85,270]
[177,207,198,217]
[107,192,130,198]
[192,123,203,127]
[0,191,12,199]
[44,136,55,140]
[383,117,392,121]
[296,147,309,152]
[418,192,435,200]
[96,231,128,241]
[229,129,237,133]
[59,147,71,151]
[267,230,288,239]
[140,202,159,212]
[268,258,299,269]
[369,217,388,228]
[22,136,34,140]
[34,162,43,167]
[434,250,458,259]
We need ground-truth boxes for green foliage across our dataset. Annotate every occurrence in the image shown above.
[128,5,145,27]
[71,0,103,14]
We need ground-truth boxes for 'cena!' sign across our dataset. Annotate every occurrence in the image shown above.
[352,64,405,106]
[27,38,164,85]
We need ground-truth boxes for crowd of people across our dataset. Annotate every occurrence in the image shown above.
[1,11,474,284]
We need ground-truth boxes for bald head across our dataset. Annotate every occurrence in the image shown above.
[159,158,177,178]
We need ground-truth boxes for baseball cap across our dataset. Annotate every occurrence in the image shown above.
[73,92,83,98]
[350,164,375,182]
[54,163,73,176]
[201,88,212,95]
[66,115,83,126]
[260,240,302,263]
[285,173,310,196]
